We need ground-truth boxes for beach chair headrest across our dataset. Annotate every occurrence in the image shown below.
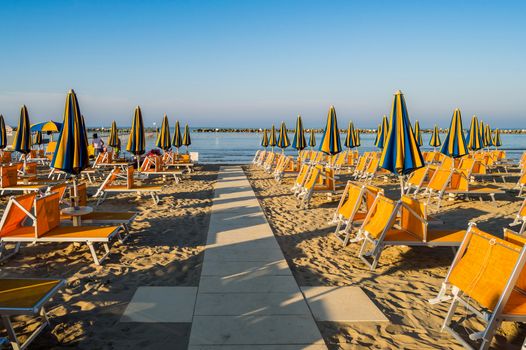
[35,192,60,238]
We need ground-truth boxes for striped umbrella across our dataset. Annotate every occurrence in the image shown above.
[354,129,361,147]
[377,115,389,149]
[13,105,32,155]
[467,115,482,151]
[126,106,146,156]
[107,120,119,148]
[373,124,381,148]
[440,108,468,159]
[319,106,342,155]
[33,131,43,147]
[429,125,442,149]
[493,129,502,148]
[172,120,182,152]
[277,122,290,152]
[414,120,423,146]
[156,114,172,151]
[51,89,89,176]
[268,124,277,151]
[380,90,424,179]
[308,129,316,149]
[182,124,191,152]
[261,129,269,148]
[484,124,494,148]
[80,115,89,150]
[0,115,7,150]
[479,120,485,143]
[344,121,357,148]
[292,116,306,151]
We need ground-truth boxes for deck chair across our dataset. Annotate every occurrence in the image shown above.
[163,153,194,172]
[0,278,65,350]
[331,182,383,245]
[0,166,47,195]
[1,151,13,164]
[446,165,504,203]
[273,155,292,183]
[0,192,124,265]
[252,150,261,164]
[291,164,312,194]
[510,198,526,235]
[358,194,466,270]
[352,154,371,179]
[516,171,526,197]
[255,150,268,166]
[263,152,276,172]
[296,166,339,209]
[139,156,182,182]
[429,224,526,349]
[94,166,162,205]
[405,166,434,195]
[61,183,136,239]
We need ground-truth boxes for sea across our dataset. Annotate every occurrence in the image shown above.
[134,131,526,164]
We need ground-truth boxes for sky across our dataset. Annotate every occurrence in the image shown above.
[1,0,525,129]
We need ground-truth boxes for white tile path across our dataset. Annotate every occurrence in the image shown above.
[188,166,327,349]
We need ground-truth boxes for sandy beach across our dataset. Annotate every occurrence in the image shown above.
[0,165,219,349]
[243,165,526,349]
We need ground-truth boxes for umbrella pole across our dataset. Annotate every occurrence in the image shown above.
[23,154,27,175]
[72,176,79,210]
[399,176,405,197]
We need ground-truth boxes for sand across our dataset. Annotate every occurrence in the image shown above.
[243,165,526,350]
[0,165,219,349]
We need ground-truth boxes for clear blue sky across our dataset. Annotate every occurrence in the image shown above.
[1,0,525,128]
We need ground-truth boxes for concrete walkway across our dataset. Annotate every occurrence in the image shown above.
[188,166,327,349]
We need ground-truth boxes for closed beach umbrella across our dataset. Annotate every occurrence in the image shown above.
[484,124,494,148]
[156,114,172,151]
[377,115,389,149]
[344,121,357,149]
[373,124,381,148]
[380,90,424,178]
[107,120,119,148]
[319,106,342,155]
[126,106,146,156]
[493,129,502,148]
[182,124,191,152]
[292,116,306,151]
[467,115,482,151]
[268,124,277,151]
[261,129,269,148]
[13,105,32,156]
[0,115,7,150]
[479,121,485,143]
[440,108,468,159]
[414,120,423,147]
[429,125,442,149]
[33,131,43,147]
[354,129,361,147]
[308,129,316,149]
[172,120,182,152]
[277,122,290,152]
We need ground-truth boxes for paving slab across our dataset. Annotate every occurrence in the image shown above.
[194,292,310,316]
[301,286,388,322]
[204,246,286,262]
[189,346,327,350]
[190,315,324,345]
[199,275,300,293]
[201,260,291,276]
[121,287,197,323]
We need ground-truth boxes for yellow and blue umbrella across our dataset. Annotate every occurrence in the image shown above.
[319,106,342,155]
[440,108,468,158]
[51,89,89,175]
[493,129,502,148]
[484,124,494,148]
[380,90,424,176]
[429,125,441,148]
[479,120,485,142]
[182,124,191,152]
[108,120,119,148]
[373,124,381,147]
[126,106,146,156]
[261,129,269,148]
[30,120,62,133]
[277,122,290,151]
[292,116,306,151]
[466,115,482,151]
[13,105,32,155]
[268,124,277,151]
[156,114,172,151]
[344,121,357,148]
[33,131,43,146]
[0,115,7,150]
[354,129,361,147]
[308,129,316,149]
[172,120,182,151]
[377,115,389,149]
[414,120,423,146]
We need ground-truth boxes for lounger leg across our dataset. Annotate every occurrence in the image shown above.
[441,288,462,332]
[479,318,502,350]
[0,242,20,262]
[87,242,101,265]
[119,224,131,243]
[2,316,22,350]
[429,283,451,304]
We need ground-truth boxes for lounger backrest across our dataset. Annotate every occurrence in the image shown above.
[365,157,379,174]
[503,229,526,292]
[295,165,310,185]
[519,199,526,219]
[0,166,18,187]
[127,166,135,189]
[25,162,37,175]
[0,193,36,237]
[101,167,120,189]
[362,195,397,239]
[448,226,522,310]
[355,156,367,172]
[400,195,426,240]
[337,183,363,219]
[364,185,383,209]
[304,167,321,190]
[49,183,68,203]
[34,192,60,238]
[427,169,451,192]
[1,152,12,163]
[407,166,428,186]
[440,156,454,169]
[76,183,88,206]
[139,157,150,172]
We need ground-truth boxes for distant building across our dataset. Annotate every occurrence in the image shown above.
[5,124,13,136]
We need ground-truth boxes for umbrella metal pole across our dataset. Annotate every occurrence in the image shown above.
[399,176,405,197]
[72,176,79,210]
